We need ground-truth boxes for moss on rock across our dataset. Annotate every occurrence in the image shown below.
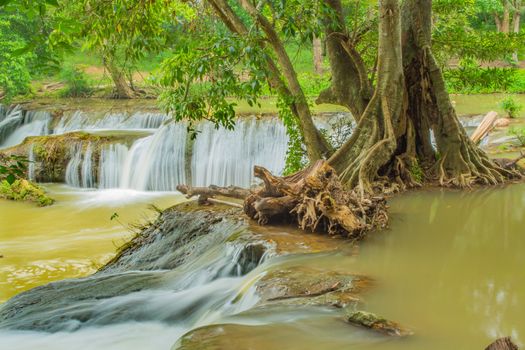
[0,179,54,206]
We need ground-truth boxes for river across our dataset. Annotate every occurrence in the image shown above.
[0,98,524,349]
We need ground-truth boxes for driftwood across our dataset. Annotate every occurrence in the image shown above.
[485,337,519,350]
[177,184,250,204]
[179,161,388,239]
[471,111,498,144]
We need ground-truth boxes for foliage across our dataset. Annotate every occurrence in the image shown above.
[0,154,29,185]
[59,66,92,97]
[159,33,268,132]
[0,16,33,101]
[279,96,307,175]
[508,126,525,146]
[444,59,520,93]
[499,96,523,118]
[0,178,54,206]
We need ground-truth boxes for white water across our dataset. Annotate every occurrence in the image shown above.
[54,111,168,134]
[98,144,128,189]
[92,118,288,190]
[0,108,52,149]
[65,143,95,188]
[191,118,288,187]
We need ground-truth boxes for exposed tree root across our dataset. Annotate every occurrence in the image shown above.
[246,161,389,239]
[180,162,388,240]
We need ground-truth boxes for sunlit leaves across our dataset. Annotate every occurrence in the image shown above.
[159,32,268,134]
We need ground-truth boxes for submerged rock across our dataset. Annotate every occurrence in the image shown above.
[345,310,412,337]
[255,266,370,308]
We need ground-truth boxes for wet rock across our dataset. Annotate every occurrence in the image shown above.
[255,266,370,308]
[485,337,519,350]
[494,118,511,128]
[345,310,412,336]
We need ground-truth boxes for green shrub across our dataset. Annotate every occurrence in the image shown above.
[0,154,29,184]
[444,58,519,94]
[59,66,93,97]
[508,126,525,146]
[499,96,523,118]
[0,179,54,206]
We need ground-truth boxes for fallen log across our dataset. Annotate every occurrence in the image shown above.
[177,184,250,201]
[485,337,519,350]
[471,111,498,144]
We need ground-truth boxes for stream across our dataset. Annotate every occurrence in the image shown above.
[0,99,524,349]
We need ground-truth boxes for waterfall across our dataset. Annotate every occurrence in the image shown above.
[119,123,188,191]
[28,144,35,182]
[65,143,94,188]
[0,108,52,149]
[81,144,95,188]
[99,144,129,189]
[191,118,288,187]
[0,105,23,146]
[54,111,169,134]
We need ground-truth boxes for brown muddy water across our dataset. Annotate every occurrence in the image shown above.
[0,185,186,302]
[259,183,525,350]
[0,183,523,349]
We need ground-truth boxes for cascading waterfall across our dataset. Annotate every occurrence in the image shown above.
[28,144,35,182]
[0,105,24,146]
[54,111,168,134]
[66,143,95,188]
[93,118,289,191]
[98,144,129,189]
[0,108,52,149]
[119,123,188,191]
[191,118,288,188]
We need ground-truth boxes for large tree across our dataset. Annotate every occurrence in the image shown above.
[194,0,517,195]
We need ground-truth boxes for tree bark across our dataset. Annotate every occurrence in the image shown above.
[512,0,521,62]
[502,0,511,33]
[103,57,135,99]
[327,0,405,194]
[317,0,371,119]
[401,0,516,186]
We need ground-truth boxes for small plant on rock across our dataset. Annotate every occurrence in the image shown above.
[499,96,523,118]
[508,126,525,146]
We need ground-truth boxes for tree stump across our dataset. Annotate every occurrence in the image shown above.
[485,337,519,350]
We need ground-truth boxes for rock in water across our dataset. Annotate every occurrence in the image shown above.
[485,337,519,350]
[345,310,412,337]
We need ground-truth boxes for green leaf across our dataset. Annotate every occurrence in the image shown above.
[45,0,59,6]
[0,0,12,7]
[6,174,16,185]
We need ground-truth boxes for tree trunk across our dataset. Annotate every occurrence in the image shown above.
[401,0,516,186]
[313,36,323,75]
[317,0,371,119]
[104,58,135,99]
[328,0,405,194]
[512,0,521,62]
[502,0,511,33]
